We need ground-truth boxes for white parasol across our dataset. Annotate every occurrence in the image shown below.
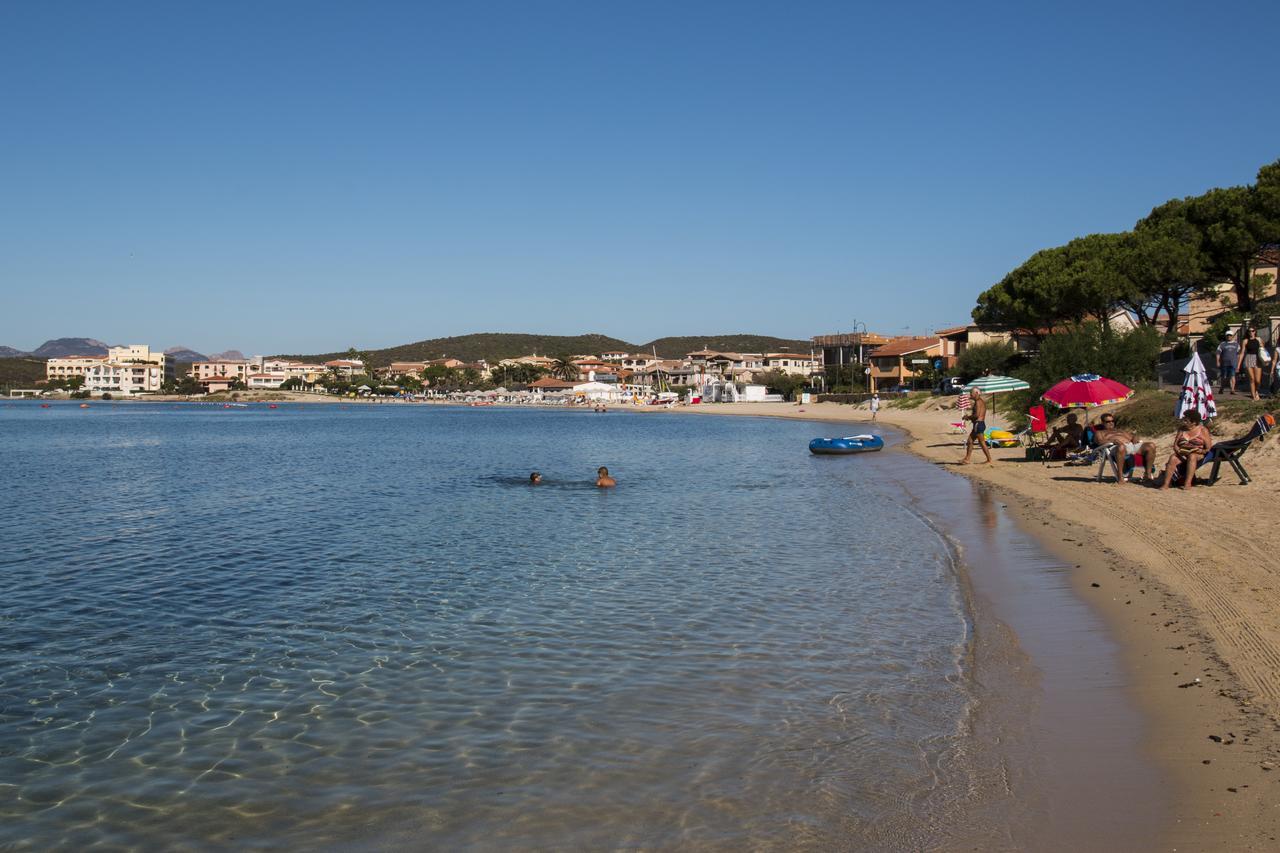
[1175,351,1217,421]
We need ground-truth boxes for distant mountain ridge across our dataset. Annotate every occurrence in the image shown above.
[275,332,813,367]
[31,338,111,358]
[165,346,208,362]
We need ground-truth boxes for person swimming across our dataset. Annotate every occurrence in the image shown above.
[529,471,542,485]
[595,466,616,488]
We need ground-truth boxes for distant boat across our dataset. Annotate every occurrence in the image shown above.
[40,403,51,409]
[268,404,278,409]
[809,435,884,455]
[79,403,90,409]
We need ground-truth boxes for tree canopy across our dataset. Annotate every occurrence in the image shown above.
[973,158,1280,332]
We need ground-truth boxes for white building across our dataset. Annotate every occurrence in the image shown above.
[57,345,174,395]
[82,361,167,395]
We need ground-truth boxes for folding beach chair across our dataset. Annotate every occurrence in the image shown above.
[1015,406,1046,445]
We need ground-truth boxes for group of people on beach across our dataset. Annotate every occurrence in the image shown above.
[528,467,616,488]
[958,383,1223,490]
[1217,327,1277,402]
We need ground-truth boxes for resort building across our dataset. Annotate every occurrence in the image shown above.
[323,359,365,377]
[867,337,944,391]
[618,353,659,371]
[46,355,107,381]
[761,352,819,376]
[106,345,175,378]
[190,359,251,386]
[527,377,578,398]
[383,362,428,378]
[282,362,327,384]
[246,373,285,389]
[81,361,167,395]
[48,345,173,395]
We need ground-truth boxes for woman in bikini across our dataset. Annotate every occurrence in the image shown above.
[1159,410,1213,490]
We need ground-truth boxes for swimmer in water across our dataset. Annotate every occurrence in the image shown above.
[595,466,616,488]
[529,471,542,485]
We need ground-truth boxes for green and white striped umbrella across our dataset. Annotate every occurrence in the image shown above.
[963,375,1030,394]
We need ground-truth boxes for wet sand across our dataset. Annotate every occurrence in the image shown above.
[669,399,1280,851]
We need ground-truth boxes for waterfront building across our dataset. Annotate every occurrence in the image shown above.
[51,345,173,395]
[106,345,175,379]
[81,363,154,395]
[868,337,944,391]
[190,360,251,387]
[761,352,819,376]
[247,373,285,389]
[46,355,107,381]
[383,362,428,378]
[323,359,364,377]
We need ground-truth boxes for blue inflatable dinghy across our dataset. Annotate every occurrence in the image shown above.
[809,434,884,455]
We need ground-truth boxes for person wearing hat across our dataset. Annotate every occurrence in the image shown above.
[1216,330,1240,395]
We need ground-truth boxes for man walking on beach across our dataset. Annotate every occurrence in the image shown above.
[869,393,880,422]
[961,393,992,465]
[1217,331,1239,395]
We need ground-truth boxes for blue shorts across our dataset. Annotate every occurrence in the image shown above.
[1220,364,1236,379]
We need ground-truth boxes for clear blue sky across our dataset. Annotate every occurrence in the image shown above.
[3,0,1278,355]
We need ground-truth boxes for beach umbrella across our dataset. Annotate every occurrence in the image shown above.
[1175,351,1217,421]
[962,375,1030,395]
[1041,374,1133,410]
[962,375,1029,428]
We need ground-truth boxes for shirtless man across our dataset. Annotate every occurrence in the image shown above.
[595,466,616,488]
[960,393,992,465]
[1091,413,1156,484]
[1047,412,1084,455]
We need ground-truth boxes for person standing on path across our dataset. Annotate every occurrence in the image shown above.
[1238,327,1264,401]
[1217,331,1239,395]
[961,392,993,465]
[869,393,880,422]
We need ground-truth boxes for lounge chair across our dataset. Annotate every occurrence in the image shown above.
[1172,414,1274,486]
[1093,442,1148,483]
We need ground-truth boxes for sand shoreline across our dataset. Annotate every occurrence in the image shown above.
[669,399,1280,850]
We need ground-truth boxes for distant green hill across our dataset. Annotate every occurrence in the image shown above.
[275,332,812,367]
[642,335,812,359]
[0,358,48,389]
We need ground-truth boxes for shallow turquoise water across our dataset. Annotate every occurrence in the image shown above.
[1,403,973,848]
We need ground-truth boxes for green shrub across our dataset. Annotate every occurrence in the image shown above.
[953,341,1016,381]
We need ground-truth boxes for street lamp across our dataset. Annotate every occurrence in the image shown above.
[850,320,869,392]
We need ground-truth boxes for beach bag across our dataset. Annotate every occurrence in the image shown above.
[1260,346,1271,364]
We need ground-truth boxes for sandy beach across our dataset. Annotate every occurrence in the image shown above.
[670,398,1280,849]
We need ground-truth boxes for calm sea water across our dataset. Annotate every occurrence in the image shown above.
[1,402,978,849]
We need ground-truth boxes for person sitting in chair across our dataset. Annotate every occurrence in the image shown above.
[1046,413,1085,459]
[1159,411,1213,491]
[1092,413,1157,484]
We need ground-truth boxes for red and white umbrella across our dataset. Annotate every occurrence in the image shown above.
[1041,373,1134,410]
[1175,351,1217,421]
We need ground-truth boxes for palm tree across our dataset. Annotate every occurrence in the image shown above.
[552,357,578,381]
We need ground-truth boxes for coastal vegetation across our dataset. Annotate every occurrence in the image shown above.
[973,158,1280,333]
[274,332,811,368]
[0,358,47,391]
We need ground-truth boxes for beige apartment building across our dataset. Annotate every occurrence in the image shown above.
[47,345,173,395]
[761,352,819,376]
[46,355,107,381]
